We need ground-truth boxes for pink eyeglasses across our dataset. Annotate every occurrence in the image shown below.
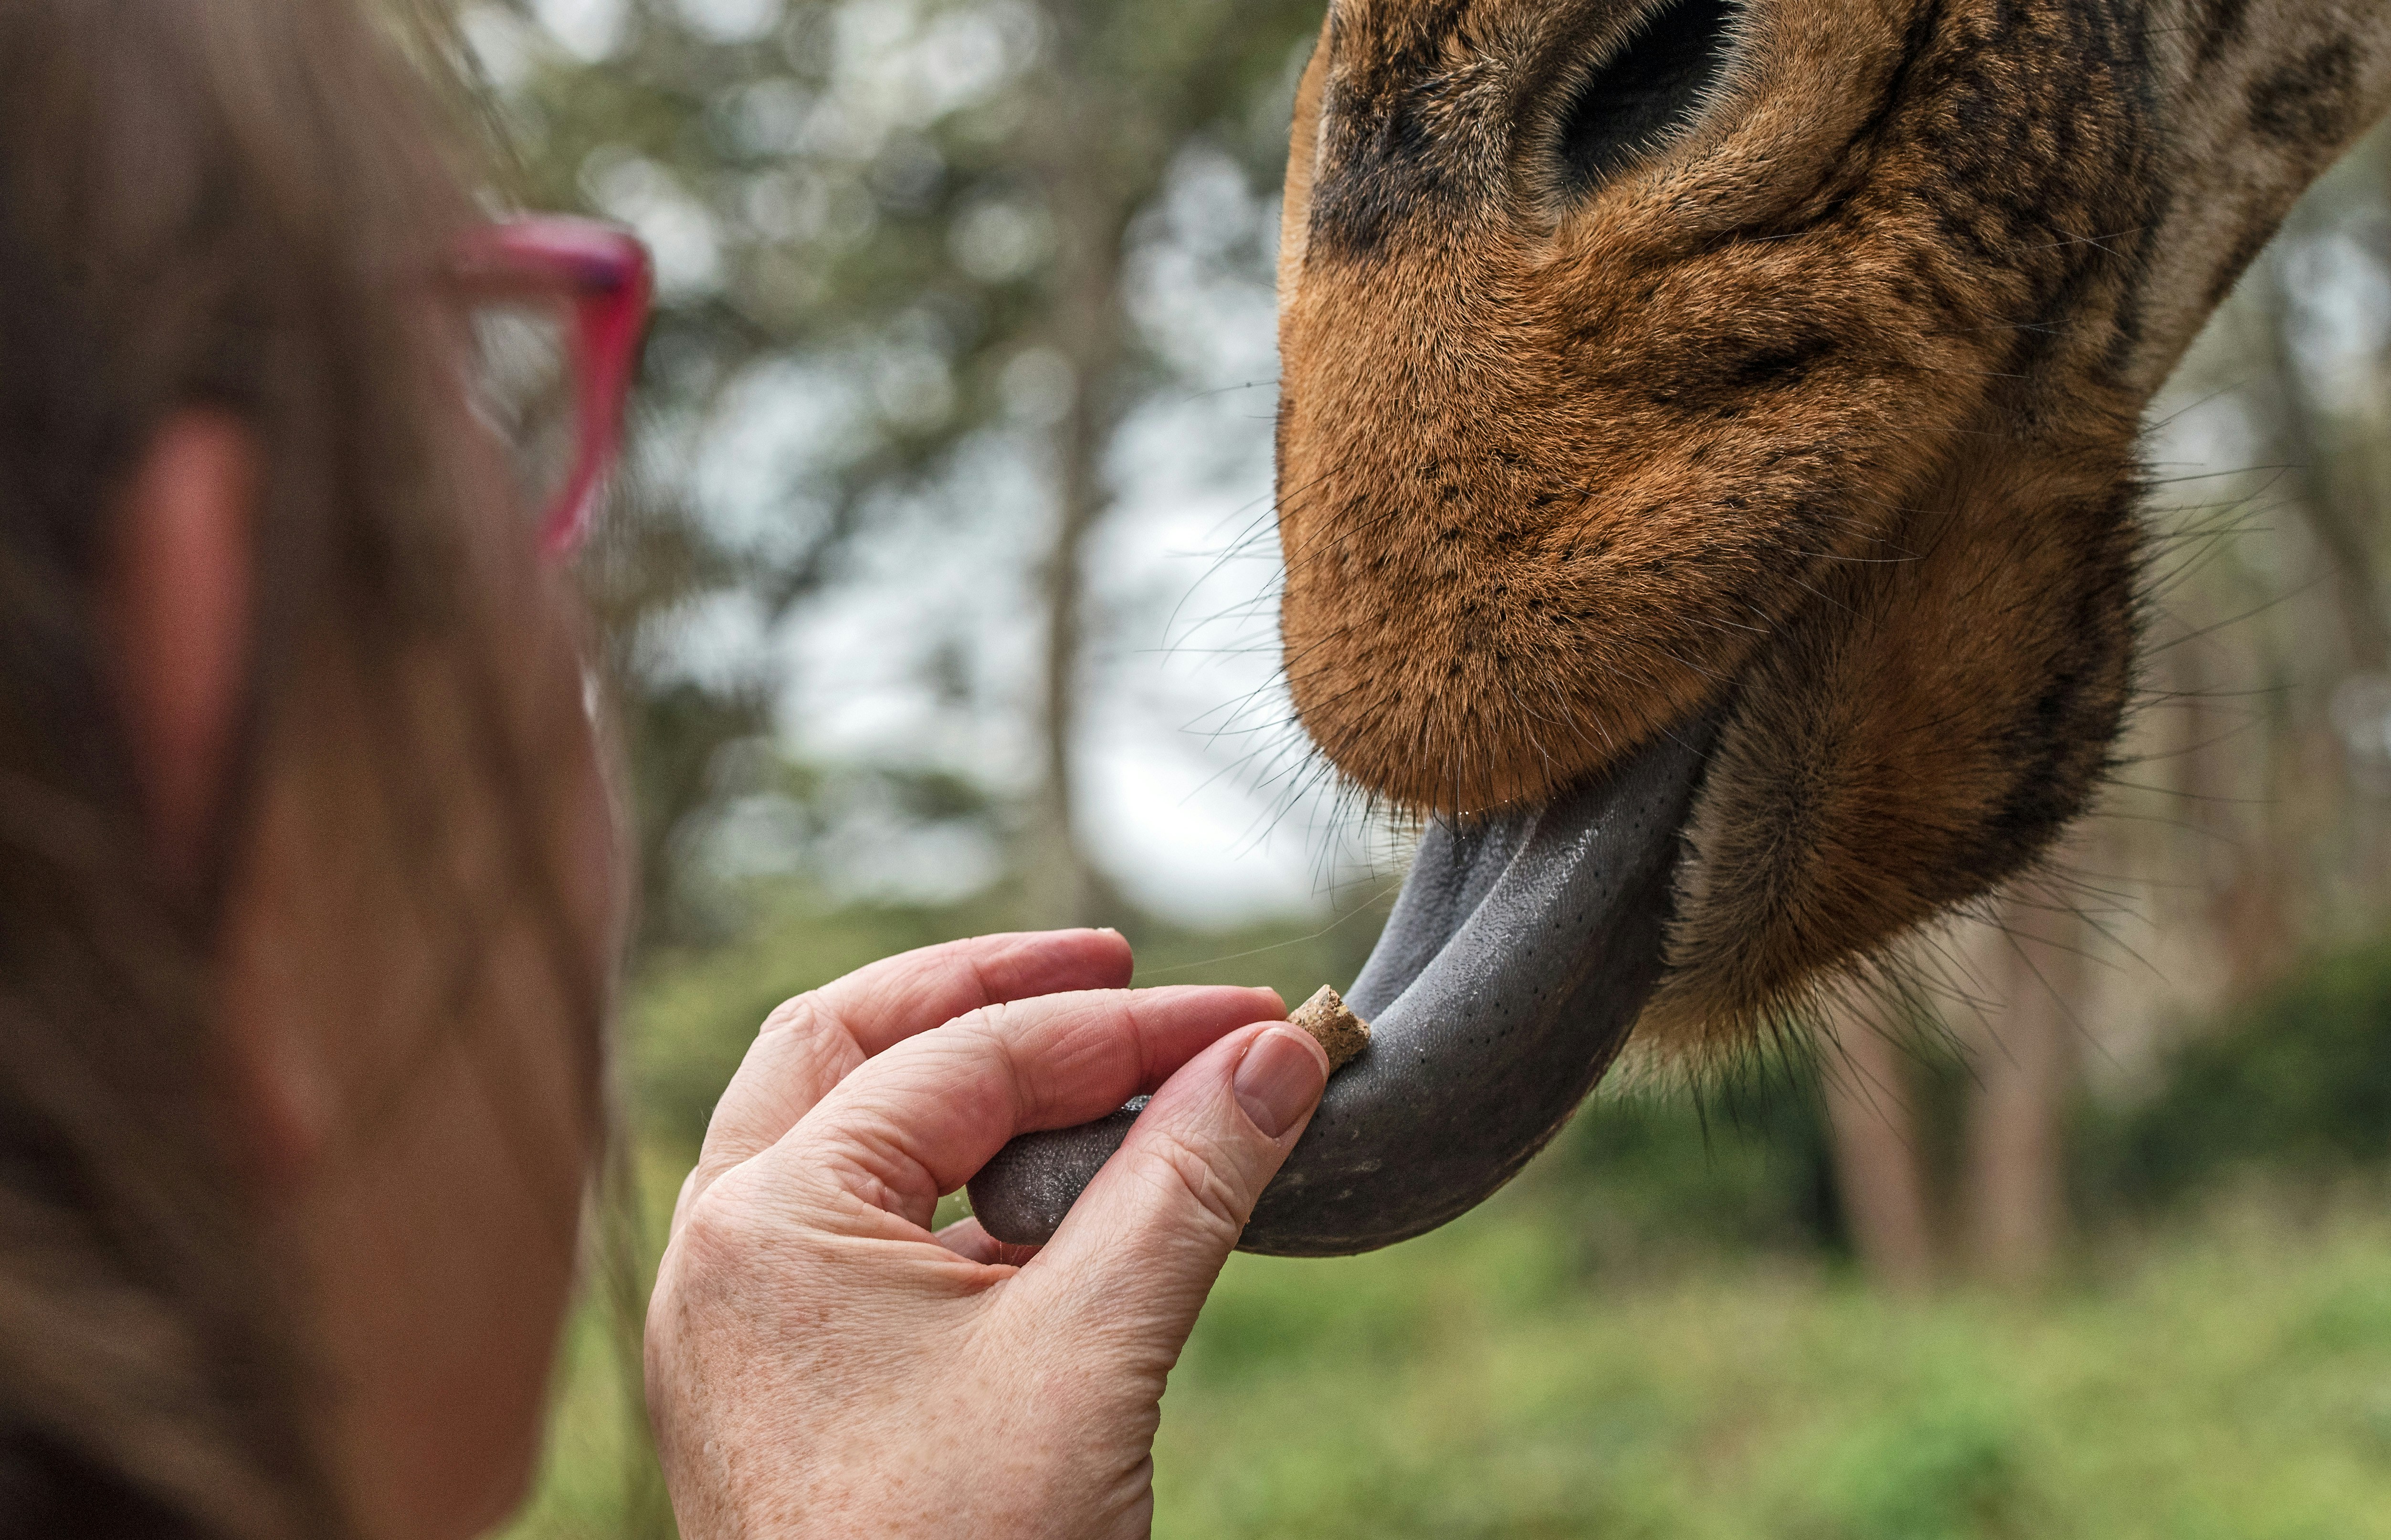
[449,217,654,559]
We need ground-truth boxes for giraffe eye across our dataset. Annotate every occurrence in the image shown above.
[1556,0,1743,191]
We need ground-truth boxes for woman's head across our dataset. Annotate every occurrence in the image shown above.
[0,2,625,1535]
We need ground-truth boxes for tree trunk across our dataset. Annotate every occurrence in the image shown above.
[1025,82,1134,929]
[2253,228,2391,932]
[2258,243,2391,676]
[1820,1007,1939,1293]
[2164,641,2295,998]
[1961,886,2081,1288]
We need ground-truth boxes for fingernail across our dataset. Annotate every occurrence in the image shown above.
[1233,1027,1326,1139]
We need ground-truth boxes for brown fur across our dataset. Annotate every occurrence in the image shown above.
[1274,0,2391,1053]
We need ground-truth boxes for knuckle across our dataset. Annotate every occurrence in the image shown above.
[668,1175,808,1296]
[737,992,864,1104]
[759,990,827,1039]
[949,998,1015,1038]
[943,1002,1036,1108]
[958,947,1003,1014]
[671,1188,754,1277]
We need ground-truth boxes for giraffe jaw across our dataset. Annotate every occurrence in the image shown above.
[969,716,1713,1255]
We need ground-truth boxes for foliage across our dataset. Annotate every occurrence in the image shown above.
[467,0,1333,931]
[1550,1068,1843,1274]
[2084,933,2391,1210]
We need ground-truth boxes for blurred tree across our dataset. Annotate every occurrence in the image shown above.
[2088,931,2391,1206]
[451,13,1331,1532]
[1959,882,2085,1288]
[1811,123,2391,1293]
[580,495,779,943]
[464,0,1326,930]
[1819,1007,1939,1293]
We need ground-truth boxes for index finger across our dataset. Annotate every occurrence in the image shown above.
[677,928,1133,1232]
[768,984,1287,1234]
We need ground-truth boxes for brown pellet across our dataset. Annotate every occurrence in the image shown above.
[1288,985,1371,1072]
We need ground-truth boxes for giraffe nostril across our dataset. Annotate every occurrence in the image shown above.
[1555,0,1745,192]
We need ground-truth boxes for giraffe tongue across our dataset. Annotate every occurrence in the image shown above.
[968,718,1714,1256]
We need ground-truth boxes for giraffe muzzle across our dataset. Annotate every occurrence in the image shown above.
[968,716,1714,1256]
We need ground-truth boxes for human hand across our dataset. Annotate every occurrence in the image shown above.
[643,929,1329,1539]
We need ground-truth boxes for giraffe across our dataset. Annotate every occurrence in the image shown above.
[969,0,2391,1255]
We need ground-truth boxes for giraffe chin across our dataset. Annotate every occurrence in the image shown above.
[967,716,1715,1257]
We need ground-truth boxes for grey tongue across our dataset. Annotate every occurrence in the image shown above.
[967,721,1712,1257]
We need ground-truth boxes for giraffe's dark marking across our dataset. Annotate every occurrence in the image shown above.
[1731,331,1839,392]
[2098,0,2173,377]
[2205,213,2278,308]
[1339,0,1476,102]
[2249,37,2363,147]
[1308,0,1487,256]
[1712,0,1950,248]
[1309,74,1463,256]
[1889,0,2161,388]
[1967,491,2138,892]
[2196,0,2254,67]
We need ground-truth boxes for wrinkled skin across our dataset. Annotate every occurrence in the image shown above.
[1274,0,2391,1052]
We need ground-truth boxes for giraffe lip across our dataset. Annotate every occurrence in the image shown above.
[968,717,1715,1256]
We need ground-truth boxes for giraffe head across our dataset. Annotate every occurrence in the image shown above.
[967,0,2391,1257]
[1276,0,2391,1053]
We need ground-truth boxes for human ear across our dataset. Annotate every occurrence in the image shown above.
[101,410,257,893]
[100,412,330,1189]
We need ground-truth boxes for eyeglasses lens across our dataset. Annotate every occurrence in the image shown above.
[465,299,578,529]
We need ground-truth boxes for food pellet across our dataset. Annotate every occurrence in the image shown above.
[1289,985,1371,1072]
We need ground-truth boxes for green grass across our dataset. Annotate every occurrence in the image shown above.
[501,1166,2391,1540]
[1152,1191,2391,1540]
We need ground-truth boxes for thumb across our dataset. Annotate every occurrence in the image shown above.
[1016,1021,1327,1351]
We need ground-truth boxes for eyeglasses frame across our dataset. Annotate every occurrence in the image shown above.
[447,216,654,559]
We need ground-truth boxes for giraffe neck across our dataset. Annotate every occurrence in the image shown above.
[2130,0,2391,395]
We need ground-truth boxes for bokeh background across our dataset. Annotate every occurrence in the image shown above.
[447,0,2391,1533]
